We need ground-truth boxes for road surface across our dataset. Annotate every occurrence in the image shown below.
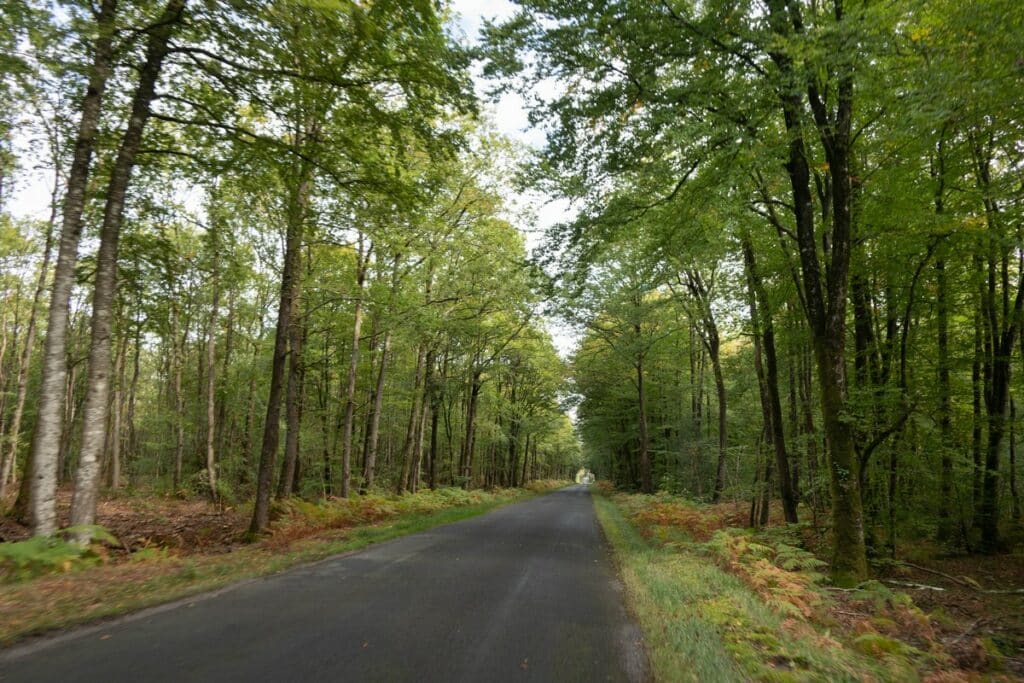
[0,485,648,682]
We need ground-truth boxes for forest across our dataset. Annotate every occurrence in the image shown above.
[0,0,577,544]
[1,0,1023,678]
[485,0,1024,584]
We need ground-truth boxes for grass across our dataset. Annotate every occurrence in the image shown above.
[594,494,911,682]
[0,483,565,647]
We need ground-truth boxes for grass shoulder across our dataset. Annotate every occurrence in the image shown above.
[592,488,1010,682]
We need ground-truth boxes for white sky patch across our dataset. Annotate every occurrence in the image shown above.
[452,1,580,358]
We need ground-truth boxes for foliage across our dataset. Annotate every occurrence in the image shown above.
[0,525,118,583]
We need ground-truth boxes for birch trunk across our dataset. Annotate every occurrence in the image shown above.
[28,0,118,535]
[70,0,188,537]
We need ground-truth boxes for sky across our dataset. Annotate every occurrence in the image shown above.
[450,2,580,357]
[8,1,580,357]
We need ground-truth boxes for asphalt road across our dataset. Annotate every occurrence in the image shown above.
[0,485,648,682]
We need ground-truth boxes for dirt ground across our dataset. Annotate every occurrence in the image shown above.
[0,488,247,554]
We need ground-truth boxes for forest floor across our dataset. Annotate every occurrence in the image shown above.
[0,481,567,646]
[594,486,1024,682]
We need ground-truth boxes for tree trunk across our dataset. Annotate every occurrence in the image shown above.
[126,314,141,462]
[409,351,434,493]
[460,370,482,487]
[215,290,235,462]
[507,376,520,488]
[171,305,186,491]
[742,235,798,522]
[108,335,127,489]
[936,255,954,540]
[28,0,119,536]
[636,354,653,493]
[277,283,305,499]
[204,276,220,502]
[249,160,310,535]
[398,348,427,493]
[766,0,867,583]
[70,0,187,538]
[339,240,367,498]
[1011,396,1021,522]
[361,330,391,493]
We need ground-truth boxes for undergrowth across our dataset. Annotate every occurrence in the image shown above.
[264,486,531,549]
[595,491,978,682]
[0,525,118,583]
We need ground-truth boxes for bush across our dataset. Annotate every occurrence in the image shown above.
[0,525,118,583]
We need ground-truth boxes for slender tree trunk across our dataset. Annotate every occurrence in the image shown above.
[249,161,310,535]
[460,370,482,487]
[277,283,304,499]
[339,241,367,498]
[204,276,220,502]
[1011,396,1021,522]
[428,350,445,490]
[409,351,434,493]
[108,338,125,489]
[171,306,186,491]
[28,0,119,535]
[742,235,798,522]
[936,256,955,540]
[520,432,531,487]
[398,347,427,493]
[507,377,520,488]
[361,330,391,493]
[126,314,141,462]
[70,0,187,537]
[683,272,726,501]
[215,290,235,461]
[636,354,653,493]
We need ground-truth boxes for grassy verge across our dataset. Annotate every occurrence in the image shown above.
[594,493,923,682]
[0,483,565,647]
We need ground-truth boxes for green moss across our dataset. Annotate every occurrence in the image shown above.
[853,633,909,656]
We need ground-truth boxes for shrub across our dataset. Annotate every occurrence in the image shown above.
[0,525,118,583]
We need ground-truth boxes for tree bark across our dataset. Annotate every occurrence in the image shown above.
[28,0,119,536]
[204,272,220,502]
[742,235,798,522]
[636,350,653,494]
[108,337,126,489]
[277,280,305,499]
[171,304,186,491]
[683,272,725,501]
[397,348,427,493]
[936,253,954,540]
[766,0,867,584]
[361,330,391,493]
[339,238,368,498]
[460,369,482,487]
[249,159,310,535]
[71,0,188,537]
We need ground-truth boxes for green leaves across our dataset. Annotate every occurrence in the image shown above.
[0,525,118,583]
